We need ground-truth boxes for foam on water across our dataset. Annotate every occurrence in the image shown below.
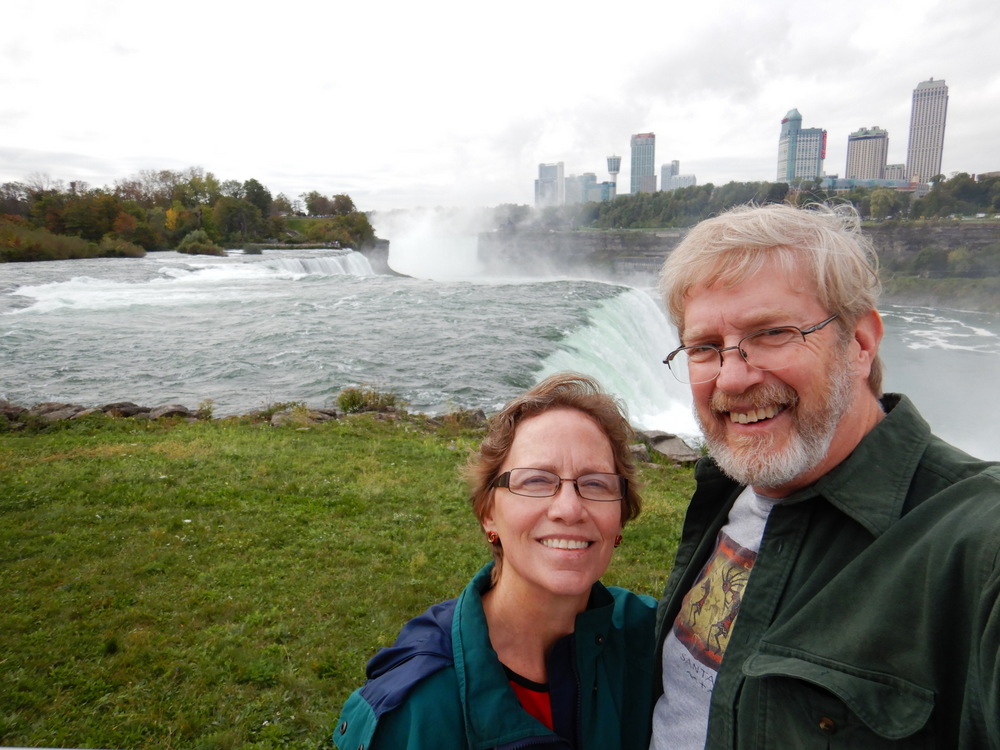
[6,251,376,313]
[882,305,1000,354]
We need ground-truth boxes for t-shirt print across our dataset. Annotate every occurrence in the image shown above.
[672,530,756,670]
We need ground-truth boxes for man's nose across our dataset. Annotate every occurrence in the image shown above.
[713,347,766,393]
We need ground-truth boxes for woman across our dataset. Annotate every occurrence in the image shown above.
[333,373,656,749]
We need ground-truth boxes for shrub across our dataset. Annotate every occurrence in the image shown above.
[337,385,406,414]
[98,235,146,258]
[177,229,225,256]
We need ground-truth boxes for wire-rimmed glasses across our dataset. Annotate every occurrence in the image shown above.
[663,314,839,385]
[492,468,626,502]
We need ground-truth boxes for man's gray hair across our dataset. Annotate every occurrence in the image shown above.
[658,202,883,394]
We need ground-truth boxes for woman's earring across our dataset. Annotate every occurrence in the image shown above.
[487,531,499,545]
[614,534,623,548]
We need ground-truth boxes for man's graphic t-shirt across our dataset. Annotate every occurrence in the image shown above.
[650,487,782,750]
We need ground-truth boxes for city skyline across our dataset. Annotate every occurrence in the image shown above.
[2,0,997,213]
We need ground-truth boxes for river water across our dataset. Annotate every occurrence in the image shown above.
[2,232,999,460]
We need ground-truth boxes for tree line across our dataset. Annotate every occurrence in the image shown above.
[534,173,1000,230]
[0,167,376,262]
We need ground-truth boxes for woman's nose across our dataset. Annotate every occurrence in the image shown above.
[547,480,586,521]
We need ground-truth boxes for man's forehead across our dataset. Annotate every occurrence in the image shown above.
[679,275,824,337]
[681,307,802,339]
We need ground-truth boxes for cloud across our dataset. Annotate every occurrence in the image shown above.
[2,0,998,209]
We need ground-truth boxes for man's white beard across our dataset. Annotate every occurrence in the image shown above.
[699,364,855,491]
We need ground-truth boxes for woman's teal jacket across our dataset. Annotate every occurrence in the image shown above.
[334,563,656,749]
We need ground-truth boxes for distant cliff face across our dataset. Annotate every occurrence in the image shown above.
[864,222,1000,265]
[478,223,1000,278]
[478,229,686,277]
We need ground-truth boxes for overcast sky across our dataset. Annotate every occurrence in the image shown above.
[2,0,998,213]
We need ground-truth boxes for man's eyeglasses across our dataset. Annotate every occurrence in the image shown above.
[663,314,840,385]
[492,468,626,502]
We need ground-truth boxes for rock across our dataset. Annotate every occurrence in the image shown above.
[0,400,27,420]
[29,402,81,416]
[637,430,701,464]
[100,401,149,417]
[40,406,87,421]
[149,404,193,419]
[28,402,87,420]
[270,408,339,427]
[629,443,651,463]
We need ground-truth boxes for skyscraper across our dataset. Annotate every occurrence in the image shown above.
[534,162,564,207]
[777,109,827,182]
[630,133,656,194]
[846,127,889,180]
[905,78,948,184]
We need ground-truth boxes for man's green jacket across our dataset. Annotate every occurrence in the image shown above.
[655,394,1000,748]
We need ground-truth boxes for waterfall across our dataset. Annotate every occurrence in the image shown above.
[535,286,698,435]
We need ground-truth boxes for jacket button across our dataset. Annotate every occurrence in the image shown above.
[595,634,605,645]
[818,716,836,734]
[339,721,348,734]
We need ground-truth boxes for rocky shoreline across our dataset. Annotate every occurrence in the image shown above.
[0,398,339,427]
[0,398,702,464]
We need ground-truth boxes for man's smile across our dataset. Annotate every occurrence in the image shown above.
[727,404,782,424]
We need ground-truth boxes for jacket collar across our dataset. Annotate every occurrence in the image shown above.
[700,394,931,539]
[456,564,612,749]
[802,393,930,537]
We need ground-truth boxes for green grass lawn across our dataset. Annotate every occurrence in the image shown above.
[0,412,694,749]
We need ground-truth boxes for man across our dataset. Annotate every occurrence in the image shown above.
[650,202,1000,749]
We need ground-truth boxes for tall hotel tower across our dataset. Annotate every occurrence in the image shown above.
[905,78,948,183]
[846,127,889,180]
[630,133,657,194]
[534,162,565,207]
[777,109,827,182]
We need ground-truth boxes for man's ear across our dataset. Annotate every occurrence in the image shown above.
[852,308,884,377]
